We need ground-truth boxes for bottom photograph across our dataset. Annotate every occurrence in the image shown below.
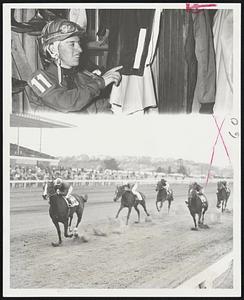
[6,116,239,295]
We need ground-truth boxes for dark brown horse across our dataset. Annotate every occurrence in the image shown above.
[113,185,150,225]
[43,181,87,246]
[216,183,231,212]
[155,181,174,212]
[187,188,208,230]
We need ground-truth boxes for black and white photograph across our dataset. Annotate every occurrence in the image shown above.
[2,2,241,298]
[9,5,236,121]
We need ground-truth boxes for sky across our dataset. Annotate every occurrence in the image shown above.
[7,114,239,168]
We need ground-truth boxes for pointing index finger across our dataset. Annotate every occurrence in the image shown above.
[110,66,123,72]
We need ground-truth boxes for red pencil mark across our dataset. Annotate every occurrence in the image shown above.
[186,3,217,13]
[205,115,231,187]
[213,115,231,164]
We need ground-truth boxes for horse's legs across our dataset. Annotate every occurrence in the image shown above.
[198,212,202,225]
[140,201,150,216]
[116,205,124,219]
[68,215,73,233]
[126,207,132,225]
[51,219,62,246]
[63,219,73,238]
[156,200,160,212]
[168,200,171,213]
[156,200,162,212]
[73,210,83,236]
[202,208,206,224]
[191,214,197,229]
[224,199,228,211]
[134,205,140,223]
[221,200,224,213]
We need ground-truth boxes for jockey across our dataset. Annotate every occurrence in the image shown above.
[27,18,121,113]
[124,182,143,201]
[53,177,76,206]
[160,178,170,195]
[216,180,230,208]
[186,182,206,206]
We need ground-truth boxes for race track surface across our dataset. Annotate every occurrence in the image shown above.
[10,182,233,289]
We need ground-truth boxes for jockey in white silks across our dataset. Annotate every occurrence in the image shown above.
[124,182,143,200]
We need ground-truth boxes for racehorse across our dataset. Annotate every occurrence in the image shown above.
[113,185,150,225]
[216,183,230,212]
[187,188,208,230]
[155,181,174,213]
[43,181,88,246]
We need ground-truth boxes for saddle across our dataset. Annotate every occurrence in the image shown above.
[198,194,207,206]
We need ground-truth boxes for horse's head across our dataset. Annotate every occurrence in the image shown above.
[82,194,88,203]
[113,185,125,202]
[42,180,56,200]
[156,181,161,191]
[188,184,198,200]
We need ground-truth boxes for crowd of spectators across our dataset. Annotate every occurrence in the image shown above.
[10,165,154,182]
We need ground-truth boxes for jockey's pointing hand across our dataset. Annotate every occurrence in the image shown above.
[102,66,123,87]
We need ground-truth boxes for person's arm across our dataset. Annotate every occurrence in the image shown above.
[66,185,73,198]
[29,66,122,112]
[40,76,106,113]
[132,183,138,193]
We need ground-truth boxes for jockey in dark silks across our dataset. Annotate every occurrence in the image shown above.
[53,178,77,206]
[186,182,207,206]
[160,178,170,195]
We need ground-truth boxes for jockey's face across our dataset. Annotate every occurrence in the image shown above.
[58,35,83,68]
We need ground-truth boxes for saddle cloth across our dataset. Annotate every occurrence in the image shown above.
[66,195,79,207]
[199,195,207,206]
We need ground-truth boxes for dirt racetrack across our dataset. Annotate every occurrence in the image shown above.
[10,182,233,289]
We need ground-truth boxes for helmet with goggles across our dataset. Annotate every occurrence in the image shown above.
[40,18,85,51]
[54,177,63,186]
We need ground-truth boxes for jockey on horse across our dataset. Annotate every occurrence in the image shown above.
[53,177,79,207]
[186,182,207,207]
[159,178,171,195]
[216,180,230,208]
[123,182,143,201]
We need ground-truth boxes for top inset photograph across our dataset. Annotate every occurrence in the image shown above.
[11,7,235,116]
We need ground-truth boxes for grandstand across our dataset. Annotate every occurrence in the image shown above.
[10,143,59,167]
[10,113,74,128]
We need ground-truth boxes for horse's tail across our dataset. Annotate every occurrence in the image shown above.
[169,189,174,200]
[72,193,88,204]
[83,194,88,202]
